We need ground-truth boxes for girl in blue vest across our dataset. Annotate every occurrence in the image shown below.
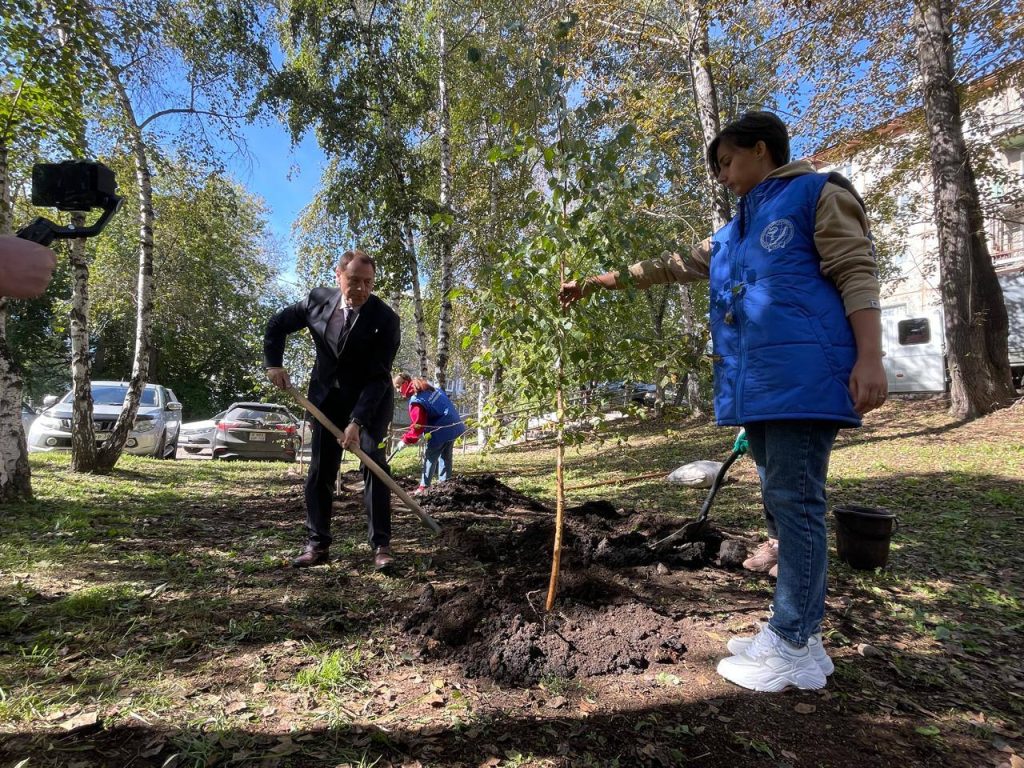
[393,373,467,494]
[560,111,888,692]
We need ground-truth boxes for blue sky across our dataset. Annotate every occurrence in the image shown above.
[221,117,326,289]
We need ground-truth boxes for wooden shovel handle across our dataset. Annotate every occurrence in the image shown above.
[288,387,440,535]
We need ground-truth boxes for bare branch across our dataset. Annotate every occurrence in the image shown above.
[138,107,249,130]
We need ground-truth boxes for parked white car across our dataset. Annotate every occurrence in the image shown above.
[27,381,182,459]
[179,410,227,454]
[21,403,36,434]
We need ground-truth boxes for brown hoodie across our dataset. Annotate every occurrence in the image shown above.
[620,160,881,316]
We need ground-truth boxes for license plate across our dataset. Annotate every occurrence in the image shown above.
[248,432,267,442]
[95,432,110,440]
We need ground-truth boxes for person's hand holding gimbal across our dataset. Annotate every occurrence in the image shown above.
[0,236,58,298]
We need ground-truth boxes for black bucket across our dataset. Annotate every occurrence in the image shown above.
[833,505,899,570]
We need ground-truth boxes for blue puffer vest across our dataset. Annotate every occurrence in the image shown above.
[708,172,861,427]
[410,388,467,444]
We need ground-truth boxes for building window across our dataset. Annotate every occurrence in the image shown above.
[898,318,931,345]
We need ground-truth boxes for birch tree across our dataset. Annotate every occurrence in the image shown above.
[0,0,90,500]
[75,0,269,471]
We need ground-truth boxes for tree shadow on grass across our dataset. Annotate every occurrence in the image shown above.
[0,683,968,768]
[3,458,1021,768]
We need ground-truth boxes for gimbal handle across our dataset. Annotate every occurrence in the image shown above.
[15,196,124,246]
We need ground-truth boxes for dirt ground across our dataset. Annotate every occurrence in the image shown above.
[3,401,1023,767]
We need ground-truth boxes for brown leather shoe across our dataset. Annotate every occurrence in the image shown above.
[292,545,330,568]
[373,546,394,570]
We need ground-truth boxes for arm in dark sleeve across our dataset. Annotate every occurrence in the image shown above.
[263,296,310,368]
[351,308,401,426]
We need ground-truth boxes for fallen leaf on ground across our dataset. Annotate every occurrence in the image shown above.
[794,703,817,714]
[61,711,99,732]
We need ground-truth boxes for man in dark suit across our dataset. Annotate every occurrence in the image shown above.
[264,249,401,569]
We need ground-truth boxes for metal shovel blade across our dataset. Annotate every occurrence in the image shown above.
[650,447,743,553]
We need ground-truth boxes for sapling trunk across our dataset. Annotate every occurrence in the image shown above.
[545,259,567,611]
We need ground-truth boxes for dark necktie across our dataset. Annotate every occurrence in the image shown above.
[336,307,356,353]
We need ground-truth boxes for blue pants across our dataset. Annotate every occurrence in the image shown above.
[421,439,455,487]
[744,420,840,647]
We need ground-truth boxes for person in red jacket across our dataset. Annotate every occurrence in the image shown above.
[393,373,467,494]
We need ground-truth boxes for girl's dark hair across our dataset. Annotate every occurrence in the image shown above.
[708,111,790,175]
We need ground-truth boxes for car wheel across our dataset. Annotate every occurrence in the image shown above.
[164,434,178,460]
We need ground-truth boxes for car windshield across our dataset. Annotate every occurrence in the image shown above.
[65,385,158,407]
[224,407,292,425]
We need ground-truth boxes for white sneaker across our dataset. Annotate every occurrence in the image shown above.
[727,626,834,676]
[717,627,827,692]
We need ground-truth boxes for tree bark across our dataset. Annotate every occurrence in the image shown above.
[645,288,670,418]
[92,46,156,471]
[0,144,33,502]
[434,23,455,390]
[677,284,706,416]
[913,0,1015,418]
[405,218,430,377]
[68,211,98,470]
[681,1,723,418]
[686,0,730,231]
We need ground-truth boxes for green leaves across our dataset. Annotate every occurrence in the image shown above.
[470,92,676,437]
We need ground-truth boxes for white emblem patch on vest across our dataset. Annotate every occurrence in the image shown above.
[760,218,795,251]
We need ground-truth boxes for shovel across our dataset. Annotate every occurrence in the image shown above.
[288,387,441,535]
[386,442,407,464]
[650,446,743,553]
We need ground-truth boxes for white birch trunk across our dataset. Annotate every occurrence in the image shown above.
[93,49,155,471]
[68,213,98,470]
[0,144,33,502]
[405,219,430,377]
[434,23,454,390]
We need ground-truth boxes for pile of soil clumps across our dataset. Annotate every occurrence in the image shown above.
[403,475,739,685]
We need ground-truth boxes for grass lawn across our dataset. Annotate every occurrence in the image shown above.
[1,396,1022,767]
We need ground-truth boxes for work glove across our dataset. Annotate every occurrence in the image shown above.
[733,428,749,456]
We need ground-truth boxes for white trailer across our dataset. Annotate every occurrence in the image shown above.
[880,268,1024,394]
[881,306,947,393]
[1001,268,1024,388]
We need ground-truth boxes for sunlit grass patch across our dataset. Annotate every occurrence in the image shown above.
[294,642,366,693]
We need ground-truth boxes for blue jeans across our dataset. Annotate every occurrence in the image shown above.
[421,439,455,487]
[744,420,840,647]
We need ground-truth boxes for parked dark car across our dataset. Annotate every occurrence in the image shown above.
[209,403,299,461]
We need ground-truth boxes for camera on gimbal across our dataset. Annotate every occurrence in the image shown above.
[16,160,123,246]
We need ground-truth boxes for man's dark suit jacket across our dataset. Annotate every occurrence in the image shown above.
[263,288,401,442]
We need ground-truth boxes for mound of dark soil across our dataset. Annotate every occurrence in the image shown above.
[419,473,549,515]
[402,475,739,685]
